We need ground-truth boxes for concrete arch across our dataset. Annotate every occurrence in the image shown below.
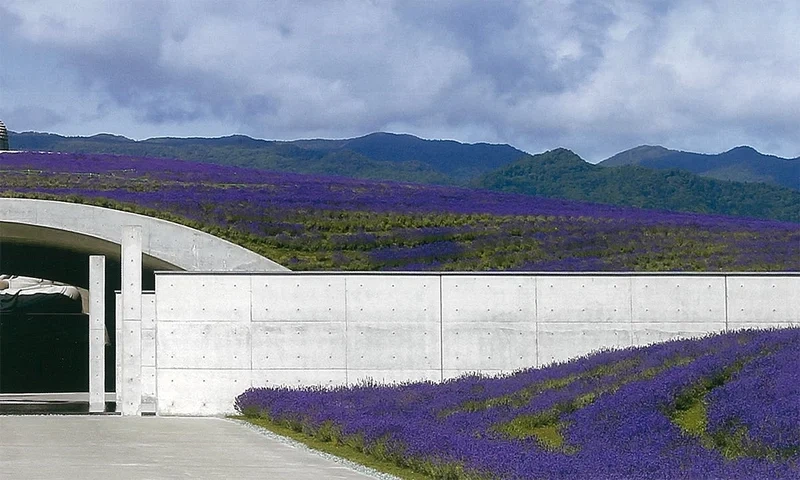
[0,198,287,396]
[0,198,288,278]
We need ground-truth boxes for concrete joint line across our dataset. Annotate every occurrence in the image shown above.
[438,274,444,381]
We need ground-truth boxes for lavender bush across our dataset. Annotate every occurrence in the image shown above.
[1,151,798,271]
[236,328,800,479]
[705,339,800,458]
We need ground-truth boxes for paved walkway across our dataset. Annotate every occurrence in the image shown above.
[0,416,382,479]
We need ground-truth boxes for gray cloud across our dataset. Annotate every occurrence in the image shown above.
[1,0,798,161]
[5,106,66,129]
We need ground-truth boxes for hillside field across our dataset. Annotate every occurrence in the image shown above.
[1,151,798,272]
[2,151,798,478]
[8,132,800,222]
[237,327,800,479]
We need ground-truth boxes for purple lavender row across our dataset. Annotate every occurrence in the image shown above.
[4,184,797,271]
[234,347,658,474]
[706,329,800,454]
[561,329,799,479]
[407,331,774,477]
[236,329,799,478]
[2,152,798,271]
[2,151,796,226]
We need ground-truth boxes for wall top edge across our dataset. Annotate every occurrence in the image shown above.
[153,271,800,277]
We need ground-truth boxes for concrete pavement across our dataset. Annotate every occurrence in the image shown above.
[0,416,384,479]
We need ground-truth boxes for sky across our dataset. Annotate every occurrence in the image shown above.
[1,0,799,163]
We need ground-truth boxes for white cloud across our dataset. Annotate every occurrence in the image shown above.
[1,0,798,160]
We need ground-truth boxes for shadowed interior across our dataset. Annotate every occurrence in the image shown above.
[0,225,175,395]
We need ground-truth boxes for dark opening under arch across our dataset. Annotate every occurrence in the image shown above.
[0,198,285,398]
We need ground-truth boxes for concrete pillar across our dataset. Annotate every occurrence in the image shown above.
[121,226,143,415]
[89,255,106,413]
[115,292,122,412]
[140,293,157,415]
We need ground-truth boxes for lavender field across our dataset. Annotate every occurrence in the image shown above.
[236,327,800,479]
[1,151,798,271]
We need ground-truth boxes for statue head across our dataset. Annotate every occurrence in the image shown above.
[0,120,9,151]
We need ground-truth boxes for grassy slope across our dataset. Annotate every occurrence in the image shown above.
[236,417,429,480]
[2,151,798,273]
[236,328,800,479]
[9,131,799,221]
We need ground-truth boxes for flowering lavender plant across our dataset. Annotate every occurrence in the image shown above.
[2,151,798,271]
[236,328,800,479]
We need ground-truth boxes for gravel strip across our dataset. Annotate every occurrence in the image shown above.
[228,418,403,480]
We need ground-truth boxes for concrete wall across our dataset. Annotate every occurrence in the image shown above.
[115,292,156,413]
[0,198,287,272]
[128,272,798,416]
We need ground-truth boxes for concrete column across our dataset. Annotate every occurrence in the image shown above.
[89,255,106,413]
[115,292,122,412]
[141,293,157,415]
[121,226,143,416]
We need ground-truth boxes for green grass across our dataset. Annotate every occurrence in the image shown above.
[442,358,640,418]
[233,416,434,480]
[670,388,756,460]
[667,351,798,461]
[494,410,573,452]
[673,398,708,439]
[530,423,568,450]
[490,354,696,453]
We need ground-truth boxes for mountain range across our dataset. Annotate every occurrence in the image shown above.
[474,148,799,222]
[601,145,799,190]
[8,131,525,185]
[6,130,800,222]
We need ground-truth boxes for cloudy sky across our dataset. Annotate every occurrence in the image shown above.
[1,0,798,162]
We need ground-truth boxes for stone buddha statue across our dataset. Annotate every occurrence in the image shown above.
[0,120,9,151]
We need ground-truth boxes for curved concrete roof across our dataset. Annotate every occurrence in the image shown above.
[0,198,288,272]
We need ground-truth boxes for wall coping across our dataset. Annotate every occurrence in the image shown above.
[155,271,800,277]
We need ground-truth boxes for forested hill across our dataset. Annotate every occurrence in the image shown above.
[8,131,799,222]
[292,132,525,180]
[601,145,800,190]
[474,148,800,222]
[8,131,525,185]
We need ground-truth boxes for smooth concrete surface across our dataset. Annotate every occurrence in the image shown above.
[121,226,143,416]
[0,198,287,272]
[156,274,252,322]
[140,272,798,416]
[631,322,726,346]
[344,275,441,324]
[89,255,106,412]
[442,321,535,371]
[631,276,725,323]
[0,416,379,479]
[157,370,253,416]
[140,301,157,412]
[251,322,347,369]
[116,293,157,413]
[252,275,347,322]
[538,276,631,323]
[115,294,122,410]
[727,276,800,323]
[441,276,536,323]
[538,322,631,365]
